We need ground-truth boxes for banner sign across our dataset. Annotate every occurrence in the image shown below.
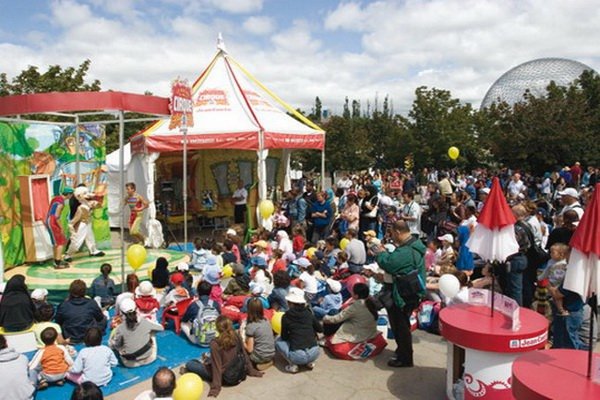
[468,288,521,331]
[169,79,194,130]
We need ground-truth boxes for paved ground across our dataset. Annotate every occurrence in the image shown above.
[108,330,448,400]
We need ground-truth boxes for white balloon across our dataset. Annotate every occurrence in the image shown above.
[439,274,461,299]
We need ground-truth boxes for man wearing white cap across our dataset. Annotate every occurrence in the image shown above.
[558,187,584,220]
[477,187,490,213]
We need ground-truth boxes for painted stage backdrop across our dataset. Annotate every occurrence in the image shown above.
[0,122,110,268]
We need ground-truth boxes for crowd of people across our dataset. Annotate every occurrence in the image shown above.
[0,161,598,399]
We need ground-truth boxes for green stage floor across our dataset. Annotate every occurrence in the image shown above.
[5,248,188,291]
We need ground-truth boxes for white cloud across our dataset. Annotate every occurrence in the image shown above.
[243,16,275,35]
[1,0,599,117]
[194,0,264,14]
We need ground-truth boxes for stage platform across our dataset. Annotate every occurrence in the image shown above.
[5,248,189,291]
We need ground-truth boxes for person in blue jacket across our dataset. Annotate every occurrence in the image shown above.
[310,191,333,243]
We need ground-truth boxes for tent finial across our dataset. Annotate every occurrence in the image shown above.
[217,33,227,53]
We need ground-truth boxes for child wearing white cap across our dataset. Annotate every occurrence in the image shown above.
[436,234,456,267]
[31,288,50,312]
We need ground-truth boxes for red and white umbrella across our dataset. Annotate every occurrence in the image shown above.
[563,183,600,300]
[467,177,519,262]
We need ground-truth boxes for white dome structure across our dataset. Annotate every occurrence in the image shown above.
[480,58,596,109]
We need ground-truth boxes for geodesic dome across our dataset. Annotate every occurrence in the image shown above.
[480,58,596,109]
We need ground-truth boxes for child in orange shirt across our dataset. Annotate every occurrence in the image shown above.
[29,327,74,389]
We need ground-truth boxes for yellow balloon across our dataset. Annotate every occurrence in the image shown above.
[147,264,155,279]
[448,146,460,160]
[306,247,317,259]
[271,311,284,335]
[126,244,147,271]
[259,199,275,220]
[222,264,233,278]
[340,238,349,251]
[173,373,204,400]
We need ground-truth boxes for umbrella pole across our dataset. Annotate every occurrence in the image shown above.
[587,292,597,378]
[490,261,496,317]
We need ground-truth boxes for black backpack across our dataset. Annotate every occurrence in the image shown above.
[222,336,247,386]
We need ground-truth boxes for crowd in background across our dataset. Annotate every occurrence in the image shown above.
[0,161,598,400]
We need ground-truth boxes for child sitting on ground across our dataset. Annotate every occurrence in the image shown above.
[313,279,343,319]
[31,288,50,314]
[33,304,70,348]
[190,237,207,271]
[332,252,351,280]
[271,249,287,275]
[173,262,195,296]
[292,225,306,256]
[250,257,273,295]
[181,281,221,346]
[241,284,270,313]
[362,263,384,297]
[202,255,223,305]
[163,272,191,307]
[436,234,456,267]
[297,258,319,304]
[90,263,116,308]
[222,239,237,266]
[29,327,74,389]
[222,263,251,302]
[424,239,442,274]
[67,327,117,387]
[212,243,225,269]
[539,243,570,315]
[135,281,160,323]
[268,271,291,312]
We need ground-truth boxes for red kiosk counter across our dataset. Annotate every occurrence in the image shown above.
[439,303,549,400]
[512,349,600,399]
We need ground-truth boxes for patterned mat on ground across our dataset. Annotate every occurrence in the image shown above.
[31,314,208,400]
[5,249,189,291]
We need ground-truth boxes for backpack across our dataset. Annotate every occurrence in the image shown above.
[193,300,219,347]
[221,336,247,386]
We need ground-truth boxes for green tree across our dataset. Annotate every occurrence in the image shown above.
[404,86,479,169]
[0,60,101,95]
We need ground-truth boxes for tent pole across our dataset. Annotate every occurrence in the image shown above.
[182,115,188,249]
[321,146,326,191]
[75,115,80,184]
[118,111,126,292]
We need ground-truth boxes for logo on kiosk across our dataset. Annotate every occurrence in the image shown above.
[508,331,547,349]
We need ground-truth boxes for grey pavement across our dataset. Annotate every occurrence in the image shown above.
[108,330,448,400]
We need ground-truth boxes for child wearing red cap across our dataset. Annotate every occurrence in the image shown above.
[163,273,190,306]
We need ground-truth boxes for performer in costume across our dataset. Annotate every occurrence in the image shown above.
[124,182,149,244]
[46,187,74,269]
[66,186,105,259]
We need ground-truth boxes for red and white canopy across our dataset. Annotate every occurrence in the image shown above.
[467,177,519,262]
[563,183,600,299]
[131,47,324,154]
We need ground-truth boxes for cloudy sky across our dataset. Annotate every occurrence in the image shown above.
[1,0,599,115]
